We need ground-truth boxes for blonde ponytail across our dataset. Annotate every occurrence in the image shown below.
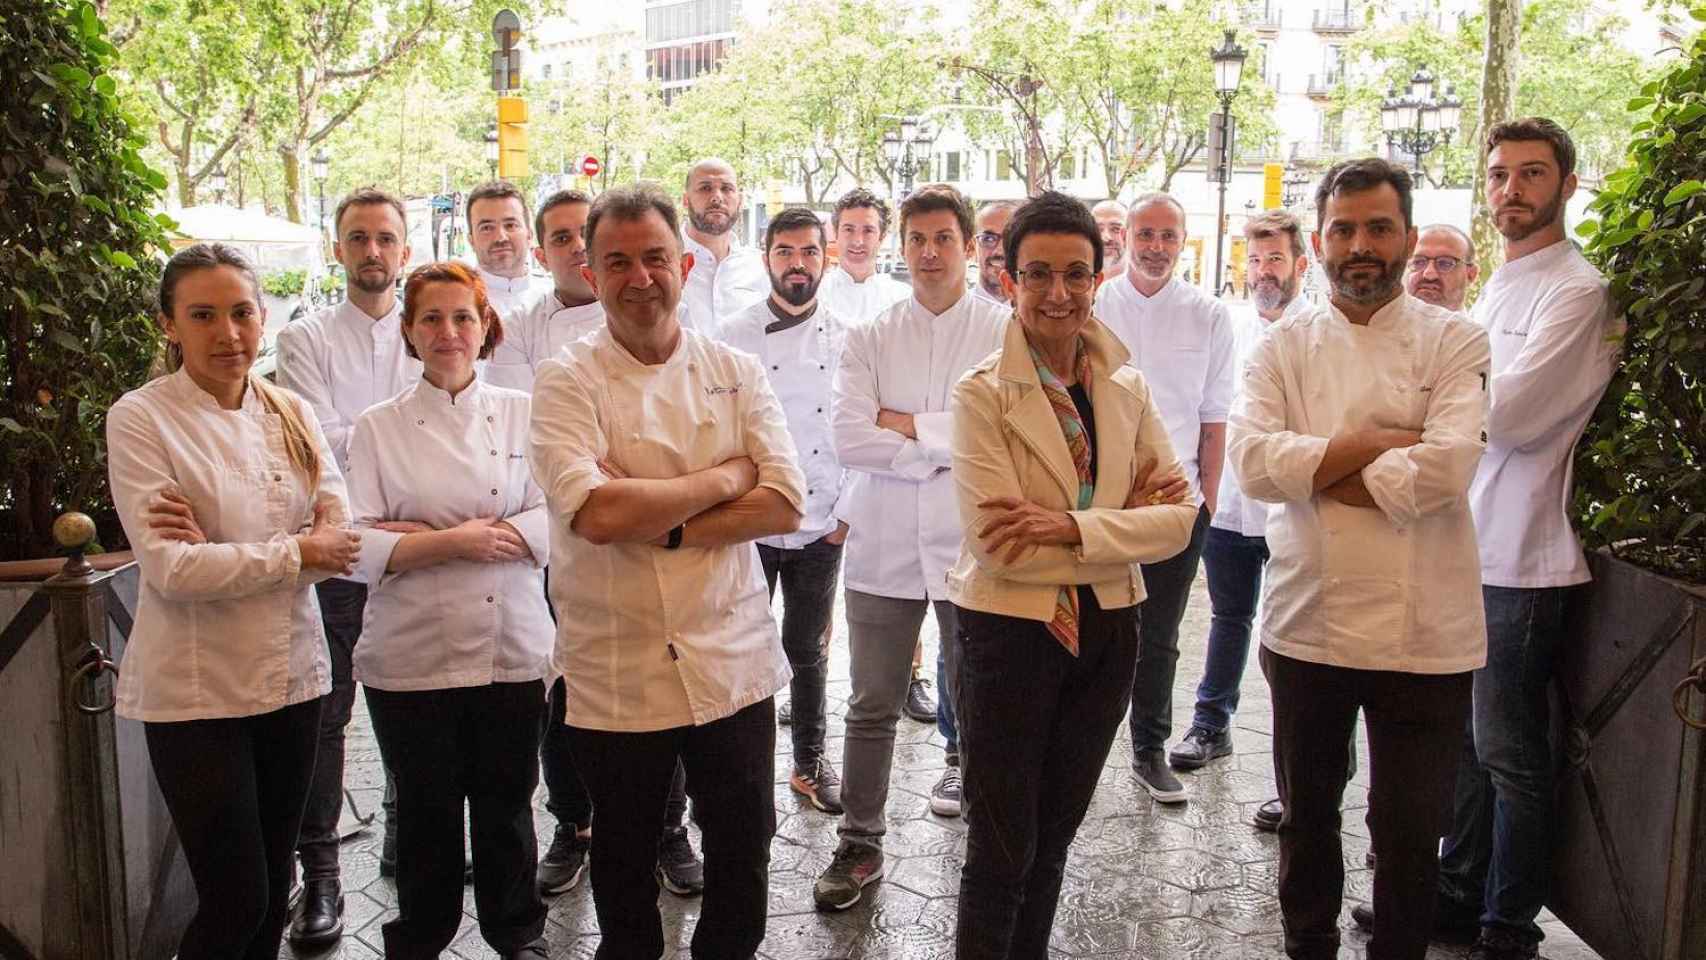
[250,375,322,491]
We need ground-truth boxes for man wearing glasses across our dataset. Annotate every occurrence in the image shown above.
[1092,199,1127,283]
[1404,224,1480,313]
[972,201,1019,307]
[1094,191,1236,806]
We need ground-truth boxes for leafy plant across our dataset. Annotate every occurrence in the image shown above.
[1,0,174,561]
[261,268,307,298]
[1571,9,1706,584]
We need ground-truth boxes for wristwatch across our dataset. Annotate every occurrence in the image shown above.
[665,524,685,549]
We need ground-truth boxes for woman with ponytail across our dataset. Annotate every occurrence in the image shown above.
[106,242,361,960]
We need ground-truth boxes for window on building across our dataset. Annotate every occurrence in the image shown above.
[942,150,962,181]
[1059,149,1076,180]
[996,150,1015,181]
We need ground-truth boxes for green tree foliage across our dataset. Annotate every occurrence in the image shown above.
[1571,10,1706,583]
[1,0,173,560]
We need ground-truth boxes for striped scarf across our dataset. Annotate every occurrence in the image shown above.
[1028,338,1093,656]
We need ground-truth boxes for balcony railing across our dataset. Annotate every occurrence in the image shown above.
[1241,2,1281,30]
[1306,72,1343,97]
[1289,140,1348,162]
[1313,8,1362,32]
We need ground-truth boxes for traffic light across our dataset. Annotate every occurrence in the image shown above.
[497,96,528,179]
[1263,162,1283,210]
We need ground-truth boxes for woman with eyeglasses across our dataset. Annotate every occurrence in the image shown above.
[944,192,1198,959]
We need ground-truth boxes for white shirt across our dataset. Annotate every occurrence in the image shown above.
[1213,296,1311,538]
[529,327,806,732]
[345,376,554,691]
[832,293,1008,600]
[485,292,606,393]
[717,298,851,547]
[681,234,770,334]
[106,369,347,722]
[1095,275,1237,497]
[477,268,548,321]
[275,299,420,473]
[1228,294,1491,674]
[1469,240,1621,588]
[819,266,910,325]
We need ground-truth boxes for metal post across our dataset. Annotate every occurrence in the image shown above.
[1213,101,1232,297]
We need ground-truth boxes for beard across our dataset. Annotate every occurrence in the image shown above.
[1252,271,1299,313]
[688,205,736,236]
[1327,254,1405,305]
[1495,187,1565,242]
[770,268,820,307]
[348,263,395,294]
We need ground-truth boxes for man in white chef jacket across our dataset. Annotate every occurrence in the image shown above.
[466,180,548,320]
[1403,223,1480,313]
[679,157,770,333]
[717,206,852,817]
[528,183,805,960]
[1426,118,1620,960]
[1092,191,1236,804]
[971,200,1018,308]
[274,187,421,945]
[485,188,604,393]
[818,188,911,325]
[813,183,1008,912]
[1229,157,1491,960]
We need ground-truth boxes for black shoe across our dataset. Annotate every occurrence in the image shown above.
[778,698,793,725]
[1168,726,1233,770]
[379,825,397,877]
[1351,896,1479,943]
[503,939,550,959]
[287,877,344,946]
[655,827,704,896]
[537,824,590,895]
[1468,927,1538,960]
[1252,797,1283,831]
[1133,749,1188,803]
[903,676,936,723]
[1352,902,1374,930]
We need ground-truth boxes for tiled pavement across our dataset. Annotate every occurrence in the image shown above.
[283,574,1602,960]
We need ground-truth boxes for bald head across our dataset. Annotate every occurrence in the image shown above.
[1124,192,1186,292]
[1404,223,1479,312]
[683,157,743,240]
[1092,200,1128,277]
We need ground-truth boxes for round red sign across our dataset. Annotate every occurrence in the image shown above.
[581,154,601,176]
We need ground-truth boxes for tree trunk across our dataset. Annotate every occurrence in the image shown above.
[1471,0,1521,298]
[281,142,304,224]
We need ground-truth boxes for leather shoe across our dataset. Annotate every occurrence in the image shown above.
[1351,896,1479,943]
[287,877,344,945]
[1252,797,1283,831]
[503,939,549,959]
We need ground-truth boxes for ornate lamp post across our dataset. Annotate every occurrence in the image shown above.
[484,122,500,179]
[881,116,934,201]
[1380,65,1463,186]
[1210,29,1248,297]
[311,148,330,255]
[210,165,227,206]
[1282,167,1313,207]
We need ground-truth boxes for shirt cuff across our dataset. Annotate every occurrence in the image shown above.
[1361,448,1419,528]
[354,528,404,585]
[1268,434,1331,502]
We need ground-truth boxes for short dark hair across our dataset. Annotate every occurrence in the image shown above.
[1419,222,1476,263]
[333,188,408,237]
[1002,191,1104,276]
[465,180,529,227]
[1486,116,1577,178]
[899,183,975,244]
[1314,158,1414,231]
[1245,210,1305,258]
[765,207,826,252]
[400,261,504,360]
[833,188,890,236]
[584,182,681,260]
[534,188,592,244]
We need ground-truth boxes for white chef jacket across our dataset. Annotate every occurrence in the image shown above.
[1213,296,1311,538]
[275,298,420,473]
[1094,275,1237,498]
[819,266,910,325]
[1469,240,1621,588]
[529,327,806,732]
[344,376,554,691]
[484,292,606,393]
[717,298,851,547]
[681,234,770,334]
[832,293,1008,600]
[477,268,548,322]
[106,369,348,722]
[1228,293,1491,674]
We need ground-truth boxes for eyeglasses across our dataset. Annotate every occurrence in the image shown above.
[1408,255,1463,273]
[975,231,1003,249]
[1016,265,1097,294]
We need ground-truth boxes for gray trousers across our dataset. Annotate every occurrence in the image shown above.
[839,589,960,845]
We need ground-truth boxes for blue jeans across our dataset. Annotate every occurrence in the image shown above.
[938,642,958,762]
[1192,526,1269,734]
[1437,585,1572,944]
[1128,505,1211,755]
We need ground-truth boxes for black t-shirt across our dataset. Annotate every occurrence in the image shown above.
[1068,381,1097,484]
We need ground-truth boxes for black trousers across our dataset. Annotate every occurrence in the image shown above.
[758,536,842,770]
[569,697,777,960]
[953,591,1140,960]
[1127,505,1211,755]
[1261,646,1472,960]
[365,681,548,958]
[298,577,367,878]
[145,697,323,960]
[542,676,593,829]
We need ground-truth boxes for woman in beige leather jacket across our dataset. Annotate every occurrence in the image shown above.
[944,192,1198,960]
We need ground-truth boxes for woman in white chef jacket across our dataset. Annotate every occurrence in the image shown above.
[106,243,360,960]
[344,261,555,959]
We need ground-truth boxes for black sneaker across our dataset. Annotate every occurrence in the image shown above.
[655,827,704,896]
[537,824,589,895]
[929,765,962,817]
[790,759,845,814]
[1468,927,1538,960]
[1252,797,1283,831]
[1168,726,1233,770]
[778,698,793,725]
[813,840,885,911]
[1134,749,1187,803]
[903,676,936,723]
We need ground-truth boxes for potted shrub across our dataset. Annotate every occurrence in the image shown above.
[1549,16,1706,960]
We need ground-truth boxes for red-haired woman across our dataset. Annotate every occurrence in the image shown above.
[345,262,554,958]
[107,242,360,960]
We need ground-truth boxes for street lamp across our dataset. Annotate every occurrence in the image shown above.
[1209,29,1247,297]
[484,122,500,179]
[1282,167,1313,207]
[209,165,227,206]
[881,117,933,200]
[311,148,329,250]
[1380,65,1462,186]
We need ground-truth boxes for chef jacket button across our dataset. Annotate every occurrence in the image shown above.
[490,449,498,456]
[490,488,499,495]
[817,407,823,413]
[808,488,814,495]
[487,416,495,423]
[417,419,425,426]
[812,449,818,455]
[486,596,494,603]
[273,473,282,482]
[772,365,780,371]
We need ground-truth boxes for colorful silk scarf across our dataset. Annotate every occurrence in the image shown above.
[1028,337,1093,656]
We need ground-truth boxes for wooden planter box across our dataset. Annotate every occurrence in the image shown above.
[1551,549,1706,960]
